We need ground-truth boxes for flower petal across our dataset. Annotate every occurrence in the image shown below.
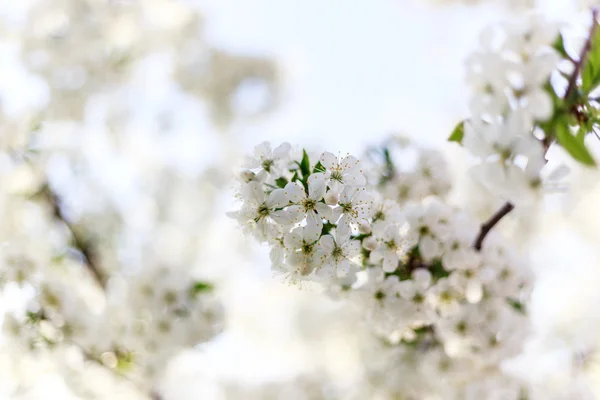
[284,228,303,249]
[243,181,265,204]
[284,181,306,203]
[320,152,338,170]
[267,188,288,208]
[273,142,291,159]
[320,234,335,253]
[304,217,322,243]
[286,205,305,224]
[308,177,327,201]
[315,202,333,222]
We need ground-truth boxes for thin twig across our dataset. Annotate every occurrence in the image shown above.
[473,203,514,251]
[41,184,107,289]
[472,10,599,251]
[565,8,599,103]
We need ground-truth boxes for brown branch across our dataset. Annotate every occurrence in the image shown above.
[473,10,599,251]
[473,203,514,251]
[564,8,599,103]
[41,184,107,289]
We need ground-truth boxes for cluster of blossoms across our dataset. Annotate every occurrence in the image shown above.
[365,136,452,204]
[230,141,533,397]
[5,0,279,126]
[461,14,564,207]
[0,0,265,394]
[0,124,225,397]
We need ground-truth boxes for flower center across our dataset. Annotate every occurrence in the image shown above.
[373,210,385,222]
[332,245,344,260]
[255,203,270,222]
[261,159,274,172]
[302,198,316,212]
[301,242,313,255]
[330,170,343,182]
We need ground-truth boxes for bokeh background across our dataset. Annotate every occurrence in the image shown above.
[1,0,600,399]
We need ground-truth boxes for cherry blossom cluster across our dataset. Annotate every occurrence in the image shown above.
[365,136,452,204]
[230,142,376,284]
[231,141,533,397]
[7,0,279,126]
[459,14,564,207]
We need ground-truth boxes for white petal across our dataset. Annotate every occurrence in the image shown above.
[273,142,291,159]
[340,155,360,173]
[369,248,384,264]
[308,177,327,201]
[320,234,335,253]
[342,240,361,257]
[339,186,357,204]
[284,181,306,203]
[271,209,291,225]
[254,141,272,159]
[527,88,553,121]
[315,202,333,222]
[336,222,352,243]
[243,181,266,204]
[420,236,441,261]
[304,216,323,243]
[270,246,284,266]
[337,260,350,276]
[267,188,288,208]
[284,229,303,249]
[320,152,338,170]
[286,205,305,224]
[382,252,398,273]
[308,172,326,185]
[412,268,432,289]
[344,173,366,186]
[331,207,343,224]
[466,280,483,304]
[398,281,416,300]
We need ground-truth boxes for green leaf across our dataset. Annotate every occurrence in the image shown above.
[448,121,465,144]
[290,170,300,183]
[506,297,526,315]
[275,177,288,188]
[556,120,596,166]
[581,22,600,94]
[313,161,326,173]
[191,281,214,294]
[576,126,587,143]
[552,33,568,59]
[299,149,311,178]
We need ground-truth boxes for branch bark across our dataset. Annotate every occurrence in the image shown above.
[41,184,107,289]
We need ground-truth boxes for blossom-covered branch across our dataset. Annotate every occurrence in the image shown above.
[41,183,107,289]
[471,10,600,251]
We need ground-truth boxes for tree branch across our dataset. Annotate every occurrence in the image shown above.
[565,8,599,103]
[41,184,107,289]
[473,10,599,251]
[473,202,514,251]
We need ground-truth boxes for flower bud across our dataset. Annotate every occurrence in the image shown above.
[363,237,378,251]
[324,191,338,205]
[240,170,255,182]
[358,221,372,234]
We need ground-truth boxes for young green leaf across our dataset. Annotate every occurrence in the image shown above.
[191,281,215,295]
[313,161,326,173]
[582,21,600,94]
[506,298,526,315]
[299,149,311,178]
[448,121,465,144]
[556,121,596,166]
[552,33,568,59]
[275,177,288,188]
